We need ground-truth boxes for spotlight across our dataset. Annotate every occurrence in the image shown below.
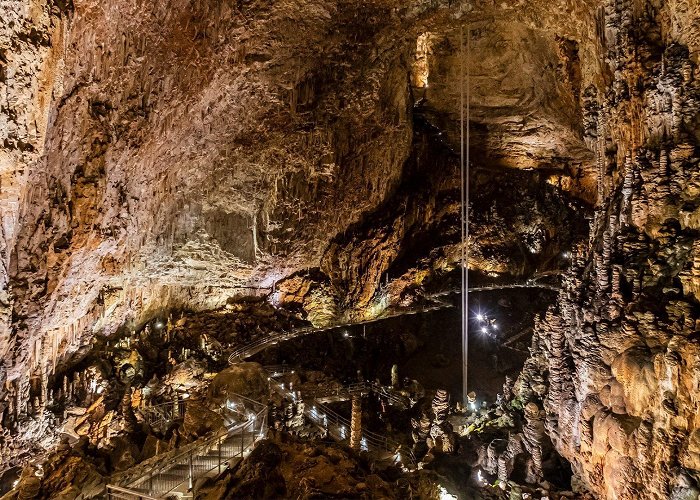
[481,327,488,334]
[476,313,485,322]
[438,486,457,500]
[492,323,498,330]
[154,321,164,329]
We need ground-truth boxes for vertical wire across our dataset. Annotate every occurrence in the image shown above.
[460,25,467,404]
[465,21,471,404]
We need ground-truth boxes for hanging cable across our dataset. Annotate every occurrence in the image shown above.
[460,24,470,405]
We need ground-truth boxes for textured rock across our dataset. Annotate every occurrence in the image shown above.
[0,0,597,423]
[207,362,268,405]
[514,2,700,497]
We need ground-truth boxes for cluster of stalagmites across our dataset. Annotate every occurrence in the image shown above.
[473,377,550,490]
[511,2,700,497]
[410,389,457,463]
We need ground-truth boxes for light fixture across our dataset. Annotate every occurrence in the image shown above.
[481,327,488,334]
[438,486,457,500]
[476,313,484,322]
[343,332,350,338]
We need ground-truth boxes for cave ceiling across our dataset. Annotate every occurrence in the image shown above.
[0,0,676,375]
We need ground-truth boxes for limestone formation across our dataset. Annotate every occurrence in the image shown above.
[513,3,700,497]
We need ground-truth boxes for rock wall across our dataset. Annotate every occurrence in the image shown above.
[0,0,70,372]
[2,0,441,407]
[1,0,600,407]
[516,1,700,498]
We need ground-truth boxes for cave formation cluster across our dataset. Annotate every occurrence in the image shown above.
[1,0,700,499]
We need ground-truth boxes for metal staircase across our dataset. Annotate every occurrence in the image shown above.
[106,394,267,499]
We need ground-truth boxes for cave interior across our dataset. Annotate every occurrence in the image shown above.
[1,0,700,499]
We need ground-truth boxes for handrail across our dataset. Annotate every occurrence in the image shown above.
[228,278,561,365]
[107,392,268,499]
[139,398,188,427]
[270,381,415,465]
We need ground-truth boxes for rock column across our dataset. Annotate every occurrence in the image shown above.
[350,395,362,451]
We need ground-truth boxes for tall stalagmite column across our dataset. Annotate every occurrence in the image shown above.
[350,396,362,451]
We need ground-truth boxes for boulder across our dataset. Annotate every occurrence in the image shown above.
[208,362,269,405]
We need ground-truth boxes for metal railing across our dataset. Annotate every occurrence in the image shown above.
[227,302,450,365]
[227,276,562,365]
[139,399,188,427]
[270,381,415,465]
[107,394,267,499]
[263,364,296,377]
[302,381,371,402]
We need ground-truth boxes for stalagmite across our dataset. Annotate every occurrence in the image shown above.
[350,396,362,451]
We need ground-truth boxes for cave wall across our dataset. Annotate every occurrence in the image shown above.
[1,0,440,397]
[8,2,700,494]
[517,1,700,498]
[1,0,602,413]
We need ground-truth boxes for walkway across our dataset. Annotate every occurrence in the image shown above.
[228,274,561,364]
[106,394,267,500]
[269,380,413,466]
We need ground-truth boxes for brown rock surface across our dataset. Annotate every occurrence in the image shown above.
[513,2,700,498]
[3,1,700,498]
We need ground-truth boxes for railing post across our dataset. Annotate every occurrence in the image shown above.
[188,452,194,489]
[218,436,222,474]
[240,420,245,455]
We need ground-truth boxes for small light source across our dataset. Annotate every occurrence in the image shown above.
[492,323,498,330]
[476,313,485,322]
[438,486,457,500]
[343,332,350,338]
[481,327,488,334]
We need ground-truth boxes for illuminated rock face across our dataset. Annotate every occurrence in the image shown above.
[0,0,593,412]
[3,0,699,495]
[516,2,700,498]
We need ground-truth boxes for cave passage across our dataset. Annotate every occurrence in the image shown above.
[2,1,700,499]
